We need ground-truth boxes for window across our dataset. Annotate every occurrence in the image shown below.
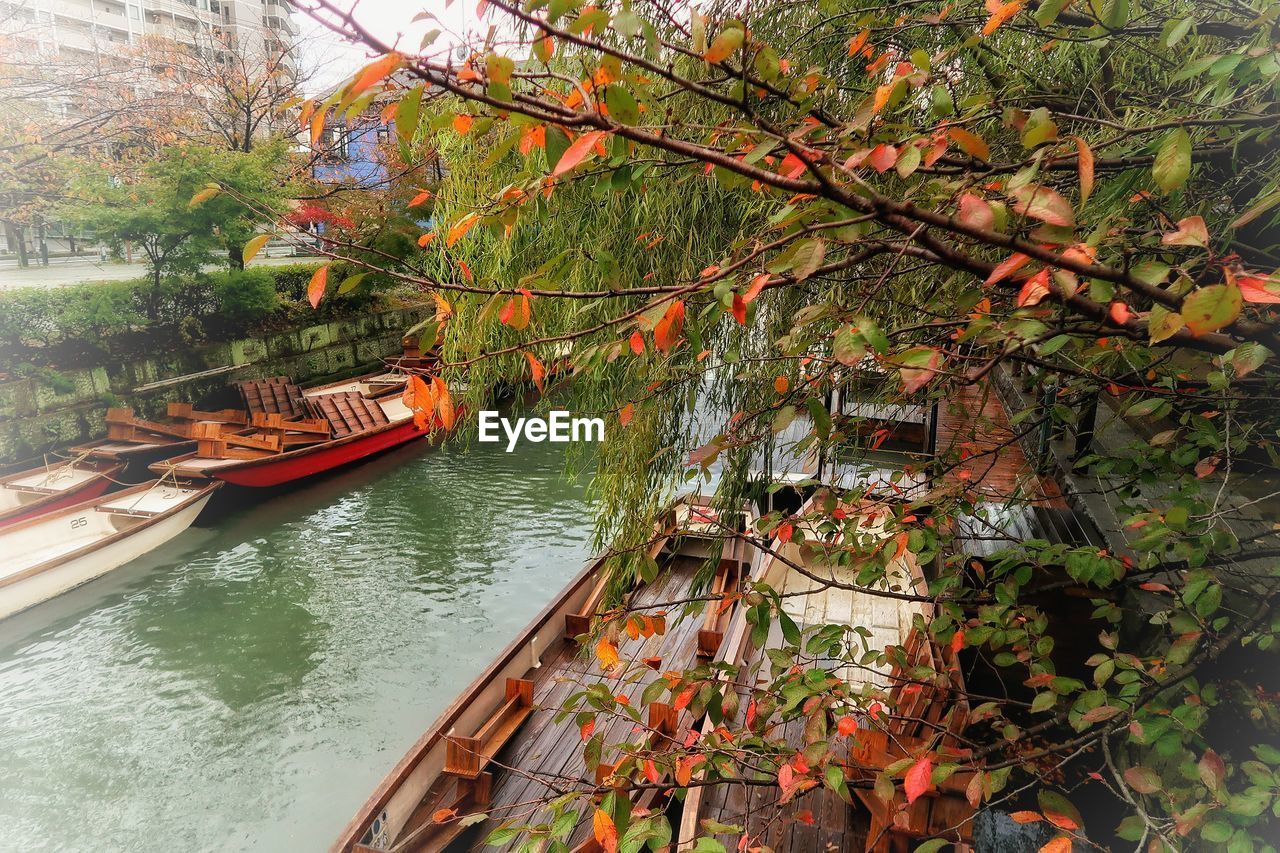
[127,4,140,19]
[325,126,349,159]
[375,127,391,144]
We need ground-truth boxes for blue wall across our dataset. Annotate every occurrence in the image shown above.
[312,122,388,187]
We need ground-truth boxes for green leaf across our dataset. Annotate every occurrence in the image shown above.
[397,84,424,143]
[336,272,370,295]
[1147,304,1184,343]
[1181,284,1242,335]
[1154,128,1192,193]
[605,85,640,125]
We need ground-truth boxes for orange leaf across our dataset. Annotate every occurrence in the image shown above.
[592,808,618,853]
[580,718,595,741]
[1039,837,1072,853]
[731,293,747,325]
[432,376,455,430]
[1072,135,1094,205]
[628,330,645,354]
[446,213,479,247]
[408,189,432,208]
[619,403,634,426]
[743,273,770,303]
[553,130,607,177]
[417,232,437,247]
[675,755,697,786]
[1010,811,1043,824]
[525,351,546,393]
[307,265,329,309]
[837,716,858,737]
[948,127,990,162]
[644,759,659,783]
[774,375,789,394]
[1161,215,1209,248]
[452,114,474,135]
[351,53,402,96]
[596,635,620,671]
[867,143,898,173]
[653,300,685,352]
[432,808,457,824]
[847,29,869,56]
[904,755,933,804]
[519,124,546,155]
[982,1,1022,36]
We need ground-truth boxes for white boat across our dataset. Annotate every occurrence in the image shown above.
[0,459,124,528]
[0,479,220,619]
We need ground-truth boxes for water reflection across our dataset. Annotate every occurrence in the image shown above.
[0,436,595,852]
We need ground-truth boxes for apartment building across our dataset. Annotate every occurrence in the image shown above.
[0,0,296,68]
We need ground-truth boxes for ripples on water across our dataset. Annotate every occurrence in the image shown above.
[0,437,596,852]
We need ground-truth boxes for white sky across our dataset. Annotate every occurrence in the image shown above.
[293,0,484,95]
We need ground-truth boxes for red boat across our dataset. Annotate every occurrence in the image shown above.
[0,459,125,528]
[150,372,456,488]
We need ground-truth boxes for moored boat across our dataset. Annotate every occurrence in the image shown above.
[148,372,452,488]
[677,492,976,851]
[0,478,220,620]
[0,459,124,528]
[333,493,759,853]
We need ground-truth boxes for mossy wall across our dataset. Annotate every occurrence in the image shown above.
[0,307,428,465]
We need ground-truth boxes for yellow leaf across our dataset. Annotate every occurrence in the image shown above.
[188,185,220,208]
[703,27,744,64]
[242,233,273,265]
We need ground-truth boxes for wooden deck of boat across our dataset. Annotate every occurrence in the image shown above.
[390,550,726,852]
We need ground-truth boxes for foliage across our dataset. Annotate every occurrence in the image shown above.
[59,142,291,318]
[210,267,280,325]
[300,0,1280,849]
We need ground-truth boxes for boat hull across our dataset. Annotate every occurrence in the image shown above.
[210,418,431,488]
[0,491,214,620]
[0,476,115,529]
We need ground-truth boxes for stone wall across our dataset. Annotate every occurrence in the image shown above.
[0,306,428,465]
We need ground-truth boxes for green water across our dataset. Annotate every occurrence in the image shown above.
[0,438,596,851]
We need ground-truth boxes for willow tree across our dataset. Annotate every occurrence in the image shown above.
[292,0,1280,848]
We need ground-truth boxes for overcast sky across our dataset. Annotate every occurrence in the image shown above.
[292,0,482,95]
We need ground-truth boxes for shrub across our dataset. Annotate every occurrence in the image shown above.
[264,262,322,302]
[211,268,279,325]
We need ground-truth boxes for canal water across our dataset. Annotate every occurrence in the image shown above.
[0,437,596,851]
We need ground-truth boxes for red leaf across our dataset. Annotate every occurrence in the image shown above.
[731,293,748,325]
[795,810,815,826]
[644,759,659,783]
[580,718,595,741]
[776,522,793,544]
[1017,269,1051,307]
[837,716,858,737]
[986,252,1032,286]
[950,629,966,654]
[498,298,515,325]
[778,763,794,791]
[904,755,933,804]
[958,193,994,229]
[1108,301,1131,324]
[307,265,329,309]
[1239,274,1280,303]
[553,130,607,176]
[628,330,645,354]
[674,684,697,710]
[868,143,898,173]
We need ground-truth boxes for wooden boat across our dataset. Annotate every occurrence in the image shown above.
[677,493,976,852]
[148,372,448,488]
[66,402,253,469]
[333,493,760,853]
[0,458,124,528]
[0,479,219,620]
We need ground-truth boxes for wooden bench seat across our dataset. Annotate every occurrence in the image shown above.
[443,678,535,779]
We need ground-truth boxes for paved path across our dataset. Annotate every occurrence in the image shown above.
[0,254,317,290]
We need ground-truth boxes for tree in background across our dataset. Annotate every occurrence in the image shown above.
[63,142,290,319]
[292,0,1280,848]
